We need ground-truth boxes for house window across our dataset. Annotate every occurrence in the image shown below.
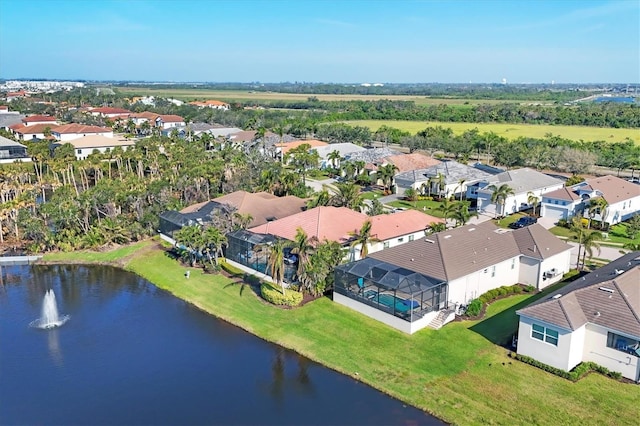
[511,258,515,270]
[606,332,640,356]
[408,235,414,242]
[383,242,389,249]
[77,149,82,154]
[531,323,559,346]
[491,265,496,277]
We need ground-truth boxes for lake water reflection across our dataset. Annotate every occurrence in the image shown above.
[0,264,442,426]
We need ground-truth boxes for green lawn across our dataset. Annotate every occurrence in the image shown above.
[344,120,640,144]
[492,212,528,228]
[387,199,451,218]
[41,243,640,425]
[550,223,640,247]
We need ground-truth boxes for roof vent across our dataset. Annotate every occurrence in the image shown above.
[552,294,562,299]
[444,235,452,239]
[598,287,615,294]
[425,239,435,243]
[469,228,476,232]
[595,311,601,317]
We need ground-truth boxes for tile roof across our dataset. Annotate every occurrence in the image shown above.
[385,152,441,173]
[344,147,401,163]
[585,175,640,204]
[52,124,112,134]
[543,186,581,201]
[130,112,159,120]
[394,160,493,185]
[312,143,366,158]
[512,224,573,260]
[518,258,640,337]
[0,113,25,129]
[23,115,57,123]
[91,107,131,114]
[213,191,307,227]
[59,135,135,149]
[482,168,564,194]
[158,114,184,123]
[368,210,444,241]
[9,123,54,134]
[368,221,523,281]
[277,139,328,155]
[249,206,367,244]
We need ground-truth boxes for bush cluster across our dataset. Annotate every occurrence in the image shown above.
[220,261,243,276]
[466,299,483,317]
[478,284,525,305]
[260,284,303,307]
[512,353,623,381]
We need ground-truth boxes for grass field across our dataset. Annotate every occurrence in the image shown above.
[344,120,640,143]
[42,242,640,425]
[115,87,522,106]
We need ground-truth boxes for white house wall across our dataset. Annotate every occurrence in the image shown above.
[448,255,520,305]
[333,292,437,335]
[55,132,114,141]
[479,185,564,216]
[518,256,540,288]
[537,251,572,289]
[517,316,575,371]
[74,145,132,160]
[582,323,640,382]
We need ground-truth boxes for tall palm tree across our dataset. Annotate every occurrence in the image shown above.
[436,198,457,225]
[452,203,478,227]
[435,173,446,199]
[264,239,287,295]
[348,220,380,259]
[289,227,317,282]
[456,179,467,201]
[203,226,227,266]
[377,164,398,194]
[581,230,603,270]
[588,197,608,229]
[570,217,586,270]
[488,183,515,218]
[331,182,364,212]
[527,191,540,216]
[307,189,331,209]
[327,150,341,170]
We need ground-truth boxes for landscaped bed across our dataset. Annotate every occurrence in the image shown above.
[42,240,640,426]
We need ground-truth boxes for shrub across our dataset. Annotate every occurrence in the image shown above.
[260,283,303,307]
[515,355,624,382]
[466,298,482,316]
[525,285,536,293]
[220,260,243,276]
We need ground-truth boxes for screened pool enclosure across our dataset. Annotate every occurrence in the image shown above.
[334,258,448,322]
[225,230,296,282]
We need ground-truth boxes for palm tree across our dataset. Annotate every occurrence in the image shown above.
[203,226,227,266]
[331,182,364,212]
[349,220,380,259]
[527,191,540,216]
[581,230,603,270]
[377,164,398,194]
[289,227,317,283]
[307,189,331,209]
[452,203,478,227]
[488,183,515,218]
[587,197,608,229]
[327,150,341,170]
[425,222,447,235]
[455,178,467,201]
[366,198,385,216]
[264,239,287,294]
[436,198,457,225]
[570,217,586,270]
[435,173,446,199]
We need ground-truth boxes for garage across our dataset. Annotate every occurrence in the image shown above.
[541,205,567,221]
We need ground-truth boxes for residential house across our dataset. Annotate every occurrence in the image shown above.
[276,139,329,159]
[189,100,230,110]
[0,106,8,113]
[386,152,442,173]
[516,252,640,382]
[474,168,565,217]
[0,135,31,163]
[395,160,493,199]
[9,123,55,141]
[334,221,572,334]
[5,90,28,101]
[540,175,640,225]
[158,191,307,243]
[51,124,113,141]
[312,143,366,169]
[0,111,25,131]
[52,135,135,160]
[21,115,59,127]
[343,147,402,176]
[155,114,185,130]
[160,123,243,139]
[89,107,132,118]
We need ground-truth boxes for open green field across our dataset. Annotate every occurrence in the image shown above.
[43,242,640,425]
[345,119,640,143]
[115,86,521,106]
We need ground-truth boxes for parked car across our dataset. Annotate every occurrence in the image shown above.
[509,216,537,229]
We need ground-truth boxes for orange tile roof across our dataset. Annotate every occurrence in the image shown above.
[386,153,441,173]
[277,139,328,155]
[190,100,229,106]
[130,112,159,120]
[586,175,640,203]
[10,123,53,134]
[249,206,367,244]
[91,107,131,114]
[23,115,58,123]
[369,210,444,240]
[158,114,184,122]
[52,124,112,134]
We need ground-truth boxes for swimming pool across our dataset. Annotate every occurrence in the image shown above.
[364,290,419,313]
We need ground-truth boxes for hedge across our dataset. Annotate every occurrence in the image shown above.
[478,284,526,305]
[220,260,243,276]
[260,283,303,307]
[511,353,623,382]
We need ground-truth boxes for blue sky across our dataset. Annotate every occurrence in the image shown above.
[0,0,638,83]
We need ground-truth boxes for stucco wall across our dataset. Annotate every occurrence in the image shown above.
[448,255,520,305]
[517,316,574,371]
[582,323,640,382]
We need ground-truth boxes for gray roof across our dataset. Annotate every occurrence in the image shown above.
[480,168,563,194]
[517,252,640,337]
[394,160,493,185]
[368,221,523,281]
[343,147,401,163]
[312,143,366,159]
[512,224,572,260]
[0,113,25,129]
[0,135,26,148]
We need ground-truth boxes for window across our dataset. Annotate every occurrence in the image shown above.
[511,258,515,270]
[397,237,404,243]
[491,265,496,277]
[408,235,414,242]
[531,323,559,346]
[77,149,82,154]
[383,242,389,249]
[607,332,640,356]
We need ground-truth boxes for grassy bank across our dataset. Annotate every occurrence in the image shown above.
[345,120,640,144]
[42,242,639,425]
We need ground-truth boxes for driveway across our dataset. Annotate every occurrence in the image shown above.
[306,178,338,193]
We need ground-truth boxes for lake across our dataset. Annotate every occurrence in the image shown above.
[0,264,442,426]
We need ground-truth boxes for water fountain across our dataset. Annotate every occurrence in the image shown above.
[30,289,70,329]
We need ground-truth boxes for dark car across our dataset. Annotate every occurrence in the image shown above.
[509,216,537,229]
